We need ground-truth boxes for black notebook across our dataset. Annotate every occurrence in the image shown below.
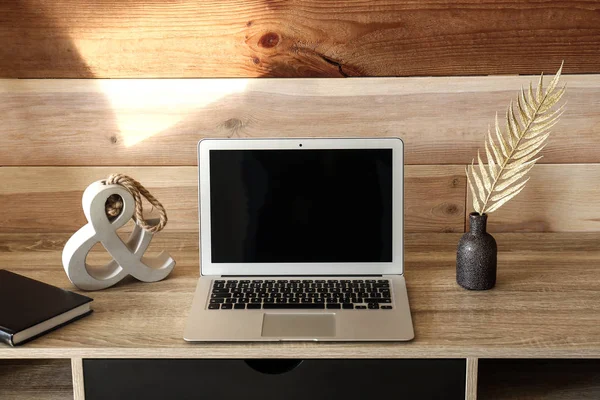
[0,270,93,346]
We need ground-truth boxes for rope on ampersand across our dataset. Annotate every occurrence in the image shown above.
[103,174,168,233]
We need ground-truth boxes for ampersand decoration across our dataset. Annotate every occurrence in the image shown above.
[62,174,176,291]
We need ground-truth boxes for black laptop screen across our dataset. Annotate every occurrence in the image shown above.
[209,149,393,263]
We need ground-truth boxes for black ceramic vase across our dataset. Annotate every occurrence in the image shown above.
[456,212,497,290]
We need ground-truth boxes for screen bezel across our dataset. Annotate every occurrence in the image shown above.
[198,138,404,276]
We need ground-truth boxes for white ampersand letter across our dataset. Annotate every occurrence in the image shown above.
[62,180,175,291]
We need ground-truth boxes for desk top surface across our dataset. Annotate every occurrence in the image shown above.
[1,232,599,359]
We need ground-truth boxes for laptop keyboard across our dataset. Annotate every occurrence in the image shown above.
[207,279,393,310]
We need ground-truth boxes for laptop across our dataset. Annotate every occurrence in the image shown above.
[184,138,414,341]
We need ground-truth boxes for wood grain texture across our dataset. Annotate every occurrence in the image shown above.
[478,359,600,399]
[0,166,466,234]
[466,358,478,400]
[0,232,599,359]
[0,75,598,166]
[0,359,73,399]
[0,1,598,78]
[71,358,85,400]
[466,164,600,232]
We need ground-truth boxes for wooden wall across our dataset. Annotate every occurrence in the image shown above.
[0,1,599,234]
[0,76,599,233]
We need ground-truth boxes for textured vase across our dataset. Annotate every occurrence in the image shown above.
[456,212,497,290]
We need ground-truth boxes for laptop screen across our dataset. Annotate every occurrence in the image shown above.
[209,149,393,263]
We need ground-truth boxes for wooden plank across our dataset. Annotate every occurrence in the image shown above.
[0,232,599,359]
[0,359,73,399]
[466,164,600,232]
[0,166,466,233]
[0,167,198,234]
[0,1,598,78]
[71,358,85,400]
[466,358,478,400]
[478,359,600,399]
[0,75,597,166]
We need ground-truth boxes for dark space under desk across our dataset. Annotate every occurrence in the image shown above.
[0,233,599,399]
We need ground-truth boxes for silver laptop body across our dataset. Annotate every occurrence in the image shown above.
[184,138,414,341]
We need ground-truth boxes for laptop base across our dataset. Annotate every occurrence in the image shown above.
[184,275,414,342]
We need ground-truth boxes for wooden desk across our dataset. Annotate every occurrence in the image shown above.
[1,232,599,399]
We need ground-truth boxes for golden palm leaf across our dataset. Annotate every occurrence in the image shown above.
[467,63,566,215]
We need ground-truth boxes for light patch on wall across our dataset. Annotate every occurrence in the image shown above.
[95,79,249,147]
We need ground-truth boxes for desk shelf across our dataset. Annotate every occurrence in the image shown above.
[478,359,600,399]
[0,359,73,400]
[4,357,600,400]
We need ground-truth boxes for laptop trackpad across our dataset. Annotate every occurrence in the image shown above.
[261,314,336,338]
